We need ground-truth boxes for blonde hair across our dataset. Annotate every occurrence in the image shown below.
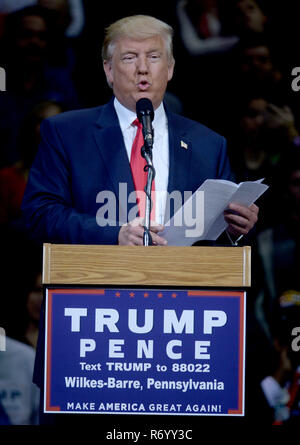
[102,15,174,65]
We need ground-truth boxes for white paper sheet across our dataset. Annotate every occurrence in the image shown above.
[158,178,268,246]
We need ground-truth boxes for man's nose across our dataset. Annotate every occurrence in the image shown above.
[137,55,149,73]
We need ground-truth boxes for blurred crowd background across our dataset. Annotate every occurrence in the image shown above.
[0,0,299,426]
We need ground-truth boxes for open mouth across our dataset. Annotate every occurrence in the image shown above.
[137,80,151,90]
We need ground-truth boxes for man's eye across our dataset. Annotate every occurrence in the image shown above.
[122,55,135,62]
[149,54,160,60]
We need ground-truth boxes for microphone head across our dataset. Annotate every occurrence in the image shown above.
[136,98,154,122]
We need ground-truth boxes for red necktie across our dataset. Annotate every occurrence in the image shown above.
[130,118,155,220]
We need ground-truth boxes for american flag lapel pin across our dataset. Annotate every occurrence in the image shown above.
[180,140,188,150]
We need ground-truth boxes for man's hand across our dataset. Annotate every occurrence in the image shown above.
[224,203,259,238]
[264,103,299,141]
[118,217,167,246]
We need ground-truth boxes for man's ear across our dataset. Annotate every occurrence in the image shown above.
[167,59,175,82]
[103,60,113,86]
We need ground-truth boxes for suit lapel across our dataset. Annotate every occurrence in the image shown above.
[92,101,193,223]
[93,99,136,222]
[166,108,192,218]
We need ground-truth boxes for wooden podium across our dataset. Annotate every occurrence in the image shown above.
[43,244,251,288]
[42,244,250,417]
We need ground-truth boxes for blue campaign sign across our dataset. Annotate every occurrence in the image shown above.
[44,288,245,416]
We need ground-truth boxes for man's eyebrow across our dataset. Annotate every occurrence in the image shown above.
[120,48,162,55]
[120,50,137,56]
[143,46,163,54]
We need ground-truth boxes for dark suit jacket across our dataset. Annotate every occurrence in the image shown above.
[21,97,232,245]
[21,97,233,389]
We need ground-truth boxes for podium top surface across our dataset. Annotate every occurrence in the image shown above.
[43,244,251,288]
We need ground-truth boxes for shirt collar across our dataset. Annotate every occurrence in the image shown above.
[114,97,167,135]
[114,97,136,133]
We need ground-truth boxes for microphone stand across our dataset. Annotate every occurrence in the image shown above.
[141,132,155,246]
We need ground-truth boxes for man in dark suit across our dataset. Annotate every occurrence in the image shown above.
[21,14,259,425]
[21,14,258,246]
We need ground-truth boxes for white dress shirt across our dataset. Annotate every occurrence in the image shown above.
[114,98,169,225]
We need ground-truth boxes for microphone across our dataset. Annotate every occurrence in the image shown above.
[136,98,154,151]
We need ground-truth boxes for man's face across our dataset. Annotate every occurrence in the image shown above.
[16,15,48,64]
[103,35,174,111]
[235,0,266,33]
[239,45,273,82]
[240,98,267,140]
